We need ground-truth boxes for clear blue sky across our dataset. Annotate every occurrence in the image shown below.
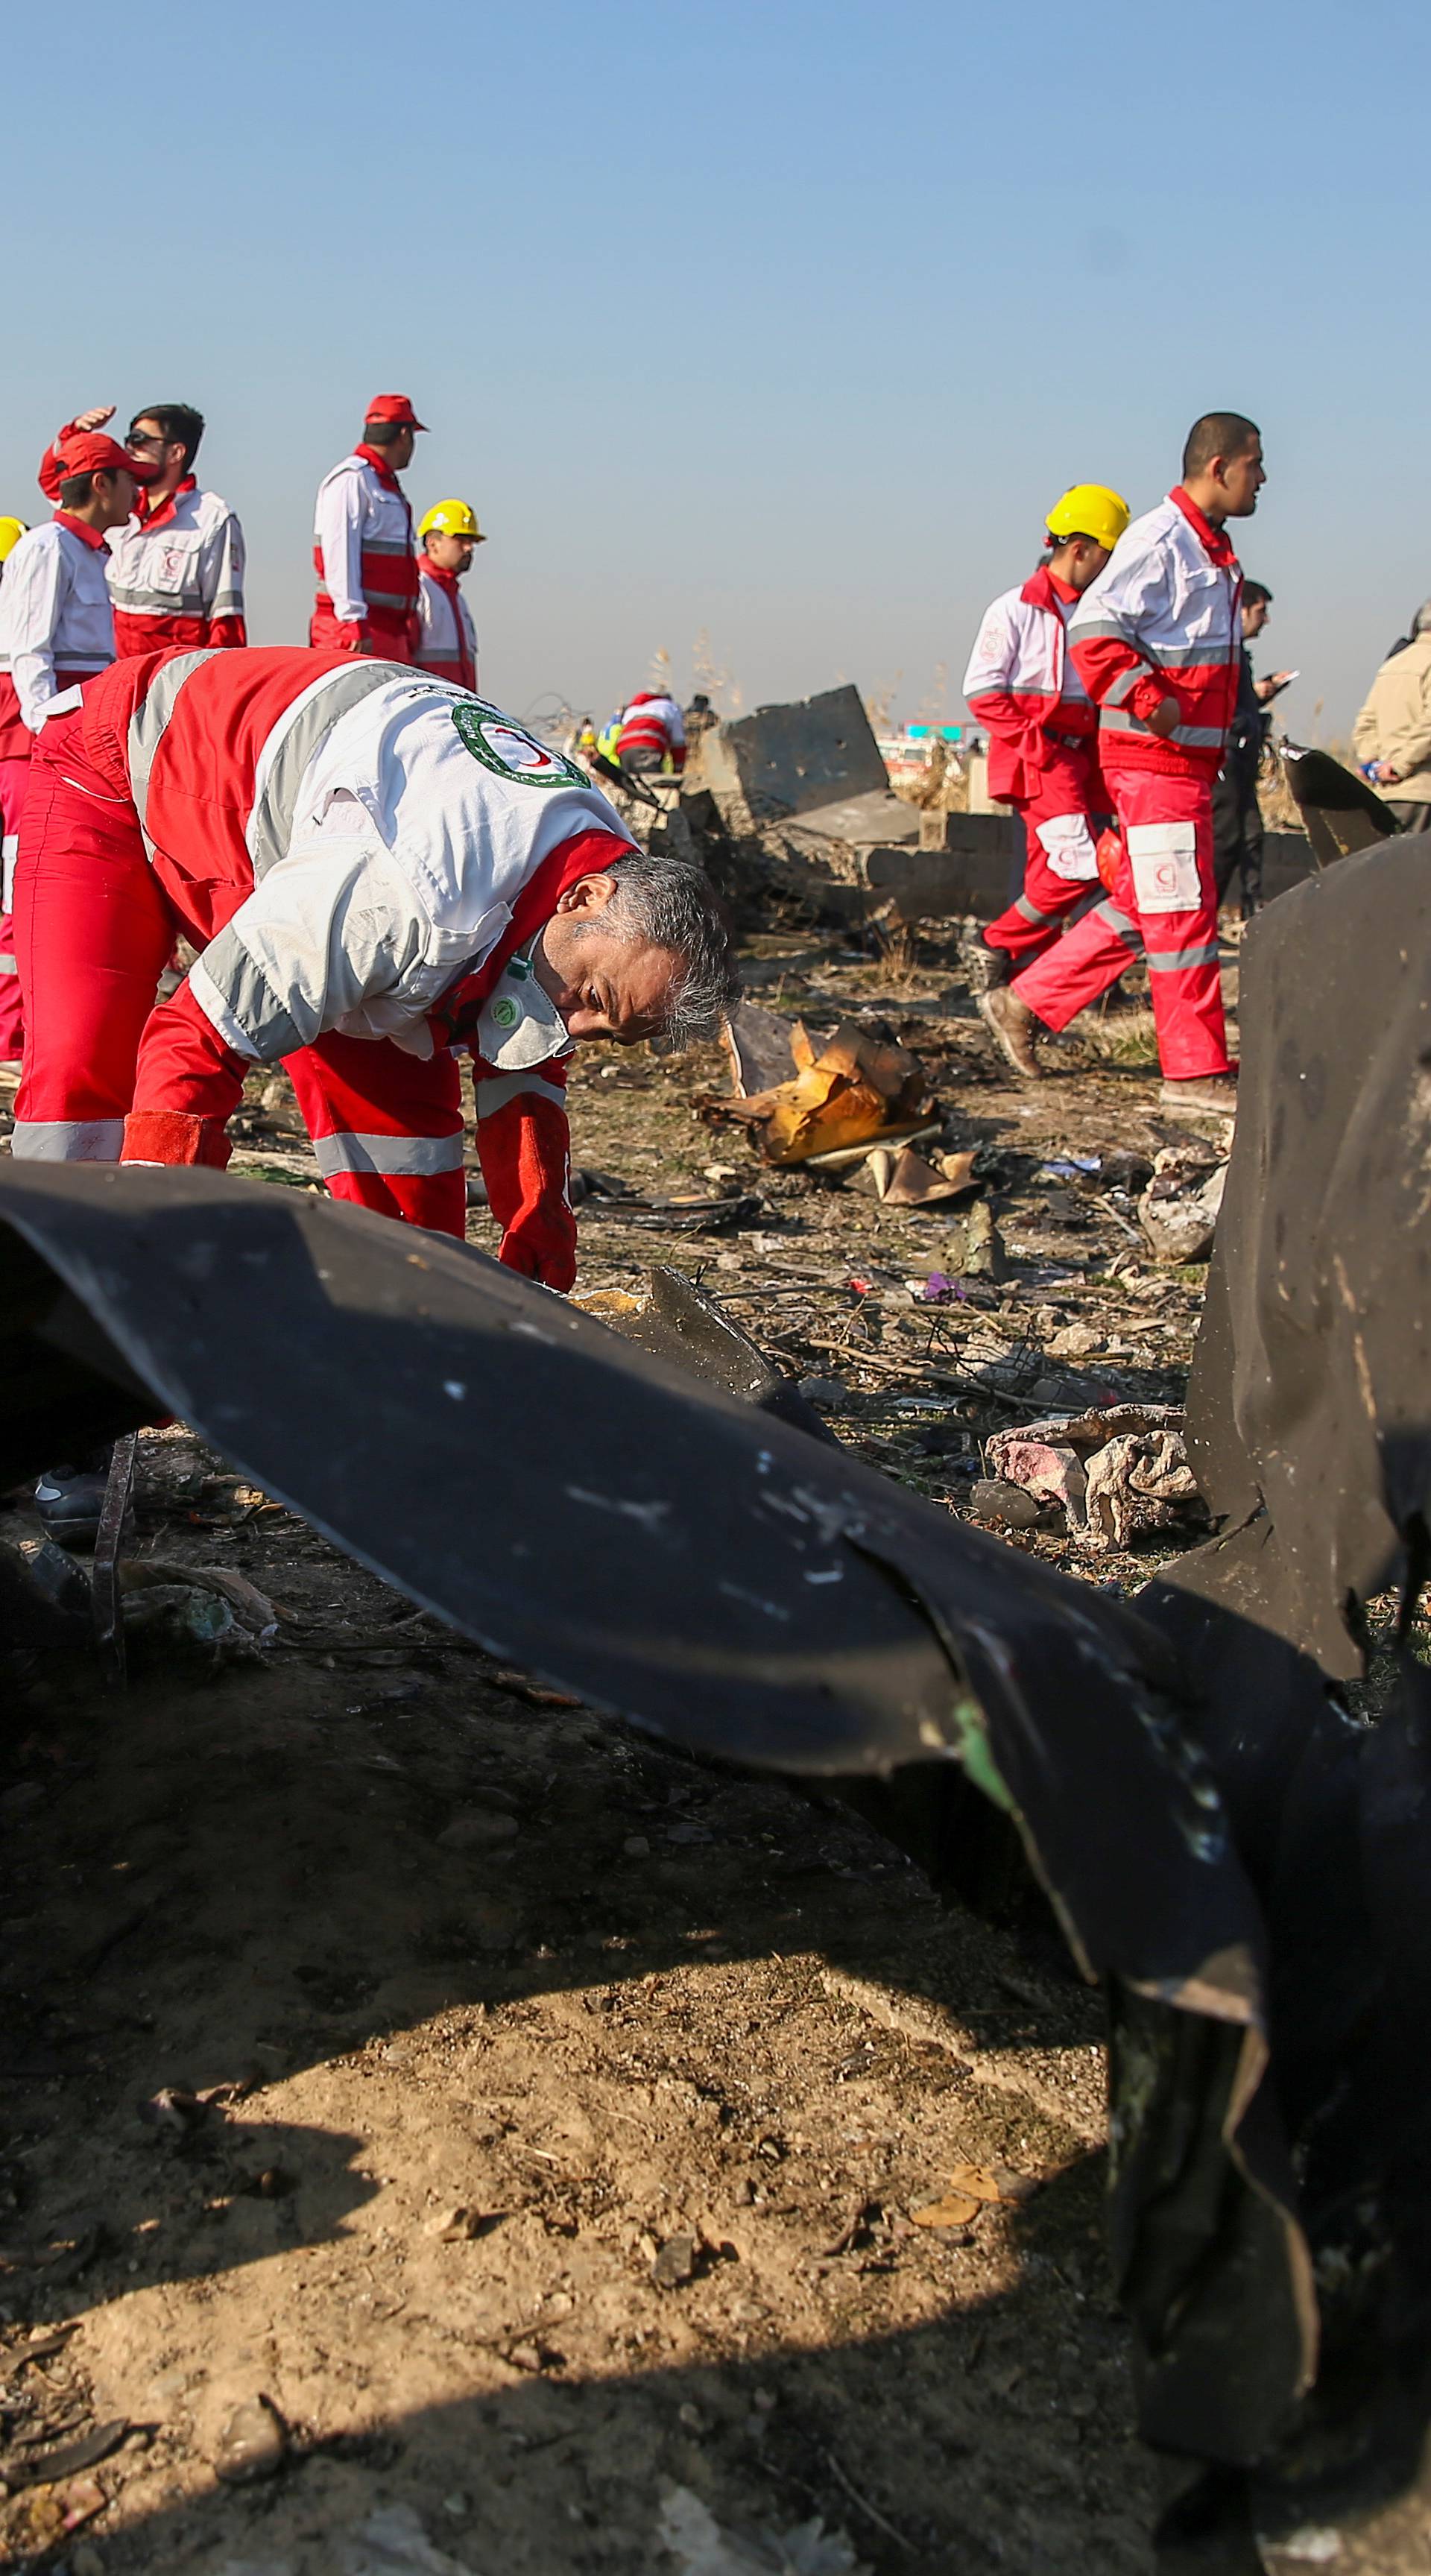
[7,1,1425,741]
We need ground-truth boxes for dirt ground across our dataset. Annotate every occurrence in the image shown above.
[0,933,1239,2576]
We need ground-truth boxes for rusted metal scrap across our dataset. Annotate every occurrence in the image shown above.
[711,1010,933,1164]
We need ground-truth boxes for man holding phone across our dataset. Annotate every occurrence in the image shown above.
[1212,580,1295,916]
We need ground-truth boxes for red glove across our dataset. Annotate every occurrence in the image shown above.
[476,1085,577,1292]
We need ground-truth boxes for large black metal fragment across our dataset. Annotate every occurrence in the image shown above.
[0,1157,1310,2490]
[1139,836,1431,2565]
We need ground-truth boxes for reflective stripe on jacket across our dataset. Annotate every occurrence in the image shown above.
[1069,490,1242,779]
[108,479,247,654]
[75,648,636,1065]
[617,692,686,767]
[0,517,115,732]
[312,450,418,647]
[415,559,478,692]
[963,566,1094,804]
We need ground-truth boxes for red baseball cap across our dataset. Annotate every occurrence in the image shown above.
[364,393,428,431]
[55,431,160,484]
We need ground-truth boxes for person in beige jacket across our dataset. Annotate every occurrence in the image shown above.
[1353,602,1431,834]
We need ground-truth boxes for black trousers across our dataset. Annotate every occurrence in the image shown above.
[1212,767,1264,911]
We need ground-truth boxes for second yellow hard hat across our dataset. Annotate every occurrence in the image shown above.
[0,515,29,565]
[1045,483,1130,553]
[418,499,485,543]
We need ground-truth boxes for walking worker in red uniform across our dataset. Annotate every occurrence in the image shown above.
[38,402,247,654]
[415,500,484,690]
[311,396,426,660]
[0,515,31,1059]
[962,482,1130,987]
[0,429,158,1064]
[10,649,734,1284]
[979,413,1263,1114]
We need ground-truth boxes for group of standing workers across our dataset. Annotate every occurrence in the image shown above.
[0,394,493,1065]
[0,394,736,1541]
[962,411,1292,1111]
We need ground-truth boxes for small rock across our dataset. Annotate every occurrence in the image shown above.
[1046,1322,1105,1359]
[436,1809,520,1852]
[214,2393,288,2484]
[622,1834,651,1858]
[429,2206,498,2242]
[796,1376,854,1411]
[967,1478,1043,1531]
[652,2232,697,2289]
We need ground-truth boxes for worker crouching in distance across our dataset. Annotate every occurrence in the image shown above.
[962,482,1131,988]
[311,395,426,660]
[11,650,736,1296]
[415,500,484,692]
[979,412,1263,1114]
[616,690,686,777]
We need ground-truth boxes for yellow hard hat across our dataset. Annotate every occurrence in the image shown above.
[0,515,29,564]
[1044,483,1130,553]
[418,498,485,543]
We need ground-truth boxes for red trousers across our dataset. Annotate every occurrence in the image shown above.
[984,742,1106,970]
[10,716,466,1232]
[0,750,30,1062]
[1011,768,1231,1080]
[307,604,417,663]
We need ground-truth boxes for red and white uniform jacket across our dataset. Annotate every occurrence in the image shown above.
[72,651,636,1286]
[311,448,419,660]
[617,692,686,769]
[962,566,1097,804]
[106,479,247,655]
[1068,490,1243,780]
[0,516,115,753]
[415,555,478,692]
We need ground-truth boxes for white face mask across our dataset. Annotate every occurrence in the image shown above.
[474,937,573,1070]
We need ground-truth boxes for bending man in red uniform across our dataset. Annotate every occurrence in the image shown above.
[962,481,1130,988]
[978,413,1262,1114]
[13,647,733,1266]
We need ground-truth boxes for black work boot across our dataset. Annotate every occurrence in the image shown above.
[34,1456,111,1548]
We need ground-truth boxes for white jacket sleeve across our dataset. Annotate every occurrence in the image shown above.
[188,832,429,1061]
[314,470,367,628]
[200,507,246,625]
[962,595,1017,699]
[2,537,66,732]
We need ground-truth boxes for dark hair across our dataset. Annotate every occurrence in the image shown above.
[1182,411,1260,479]
[364,419,405,448]
[1242,579,1272,608]
[57,473,96,509]
[131,402,205,469]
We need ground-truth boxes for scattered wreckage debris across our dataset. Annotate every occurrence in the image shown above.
[1280,740,1400,868]
[0,1522,277,1664]
[980,1404,1202,1553]
[710,1008,933,1165]
[1137,1141,1229,1265]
